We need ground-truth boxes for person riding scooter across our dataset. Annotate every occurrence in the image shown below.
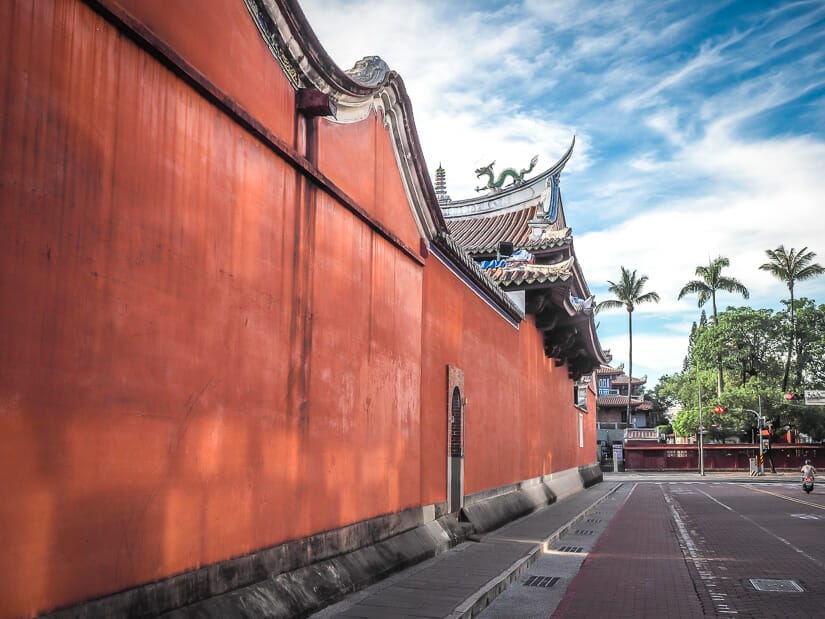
[801,459,816,483]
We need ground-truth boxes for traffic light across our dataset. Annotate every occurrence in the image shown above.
[713,404,727,414]
[785,392,802,401]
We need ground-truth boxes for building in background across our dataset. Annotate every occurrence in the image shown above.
[595,365,653,449]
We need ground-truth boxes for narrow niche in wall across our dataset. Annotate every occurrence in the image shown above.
[450,387,463,457]
[447,365,465,513]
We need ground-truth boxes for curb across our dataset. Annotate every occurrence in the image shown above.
[446,482,623,618]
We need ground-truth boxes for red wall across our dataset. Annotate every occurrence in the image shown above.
[420,259,594,501]
[0,1,596,616]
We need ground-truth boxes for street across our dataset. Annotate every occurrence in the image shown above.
[482,476,825,618]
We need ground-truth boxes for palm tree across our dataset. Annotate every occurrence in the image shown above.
[759,245,824,392]
[678,256,750,397]
[597,267,660,423]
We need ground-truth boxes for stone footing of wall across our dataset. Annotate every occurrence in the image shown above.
[459,464,601,535]
[47,464,601,618]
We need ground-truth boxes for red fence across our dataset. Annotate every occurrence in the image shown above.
[623,444,825,472]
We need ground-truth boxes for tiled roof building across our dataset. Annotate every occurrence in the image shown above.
[594,365,654,430]
[436,139,605,379]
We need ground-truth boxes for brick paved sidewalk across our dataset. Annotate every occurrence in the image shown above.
[552,483,706,618]
[312,482,621,618]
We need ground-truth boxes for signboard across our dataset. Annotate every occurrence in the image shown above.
[805,390,825,406]
[612,444,624,462]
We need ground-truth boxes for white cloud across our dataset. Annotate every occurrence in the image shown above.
[598,332,689,383]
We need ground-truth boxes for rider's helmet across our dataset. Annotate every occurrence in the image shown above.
[805,459,811,465]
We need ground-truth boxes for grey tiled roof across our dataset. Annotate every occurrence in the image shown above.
[446,206,537,253]
[597,395,646,408]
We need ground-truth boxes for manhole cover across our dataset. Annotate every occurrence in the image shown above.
[555,545,584,553]
[749,579,804,592]
[524,575,559,588]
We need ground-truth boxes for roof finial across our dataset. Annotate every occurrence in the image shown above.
[434,164,451,204]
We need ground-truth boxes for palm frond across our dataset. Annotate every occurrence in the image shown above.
[637,291,661,305]
[796,263,825,281]
[716,276,750,299]
[678,280,710,302]
[596,299,624,314]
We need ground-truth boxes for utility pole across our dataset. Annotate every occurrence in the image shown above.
[698,384,704,476]
[745,408,764,476]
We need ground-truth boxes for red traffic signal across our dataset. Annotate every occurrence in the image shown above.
[785,392,801,401]
[713,405,727,414]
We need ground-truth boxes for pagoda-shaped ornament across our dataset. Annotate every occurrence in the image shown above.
[434,163,451,204]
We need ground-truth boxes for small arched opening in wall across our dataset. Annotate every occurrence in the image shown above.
[447,366,465,513]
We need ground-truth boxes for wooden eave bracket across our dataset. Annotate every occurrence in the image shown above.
[297,88,337,118]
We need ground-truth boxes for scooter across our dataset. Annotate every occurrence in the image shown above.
[803,475,814,494]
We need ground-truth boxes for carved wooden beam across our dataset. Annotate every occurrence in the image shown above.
[526,292,549,315]
[535,311,559,332]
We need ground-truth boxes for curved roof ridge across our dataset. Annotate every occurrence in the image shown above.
[443,136,575,209]
[245,0,446,238]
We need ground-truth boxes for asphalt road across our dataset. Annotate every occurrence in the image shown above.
[481,476,825,618]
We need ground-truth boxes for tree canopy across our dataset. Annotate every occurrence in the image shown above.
[657,300,825,440]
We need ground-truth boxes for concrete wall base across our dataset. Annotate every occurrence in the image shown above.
[461,464,602,534]
[47,465,601,618]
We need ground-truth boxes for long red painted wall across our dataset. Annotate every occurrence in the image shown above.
[420,258,595,503]
[0,1,596,617]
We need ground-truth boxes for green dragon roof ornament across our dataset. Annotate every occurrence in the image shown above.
[475,155,539,192]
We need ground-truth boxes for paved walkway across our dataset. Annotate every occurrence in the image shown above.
[552,483,706,618]
[312,482,621,618]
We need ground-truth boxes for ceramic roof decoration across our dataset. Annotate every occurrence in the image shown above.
[474,155,539,193]
[485,257,575,288]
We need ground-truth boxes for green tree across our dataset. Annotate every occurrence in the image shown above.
[691,307,783,388]
[657,299,825,445]
[759,246,824,391]
[597,267,660,422]
[678,256,749,397]
[671,407,699,437]
[782,298,825,388]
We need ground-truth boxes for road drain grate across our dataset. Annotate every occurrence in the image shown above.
[749,579,804,593]
[524,576,560,588]
[555,545,584,553]
[585,518,602,523]
[574,530,594,535]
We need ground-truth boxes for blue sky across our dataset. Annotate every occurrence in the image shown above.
[301,0,825,387]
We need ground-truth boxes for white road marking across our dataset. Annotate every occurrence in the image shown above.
[790,513,820,520]
[700,487,825,570]
[697,488,733,511]
[663,489,737,615]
